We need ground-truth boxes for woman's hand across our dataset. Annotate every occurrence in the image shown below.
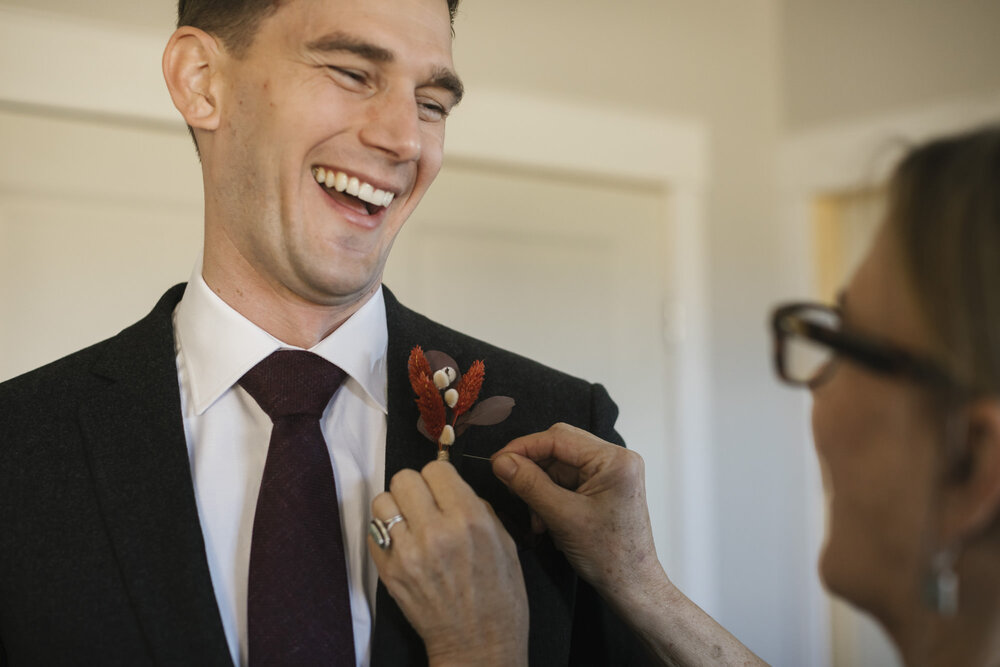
[493,424,766,667]
[367,461,528,667]
[492,423,664,598]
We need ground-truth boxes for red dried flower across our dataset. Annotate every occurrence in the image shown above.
[408,347,446,440]
[452,360,485,420]
[408,346,515,459]
[408,345,433,387]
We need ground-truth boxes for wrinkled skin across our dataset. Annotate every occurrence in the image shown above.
[368,462,528,667]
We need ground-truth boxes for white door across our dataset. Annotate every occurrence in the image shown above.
[384,159,675,561]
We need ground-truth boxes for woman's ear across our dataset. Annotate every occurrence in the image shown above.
[162,26,223,133]
[941,399,1000,542]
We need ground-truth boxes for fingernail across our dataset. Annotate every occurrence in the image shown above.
[493,453,517,481]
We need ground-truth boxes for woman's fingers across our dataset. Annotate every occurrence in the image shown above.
[366,460,529,666]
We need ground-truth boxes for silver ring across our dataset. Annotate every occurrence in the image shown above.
[369,514,406,550]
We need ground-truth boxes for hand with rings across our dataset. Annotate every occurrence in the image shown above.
[367,460,528,667]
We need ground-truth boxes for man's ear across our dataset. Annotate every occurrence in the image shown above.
[941,398,1000,543]
[162,26,223,132]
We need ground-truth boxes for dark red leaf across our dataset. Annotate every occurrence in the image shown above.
[461,396,515,426]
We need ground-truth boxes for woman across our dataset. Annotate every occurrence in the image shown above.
[367,125,1000,666]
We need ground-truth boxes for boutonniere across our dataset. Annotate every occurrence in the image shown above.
[407,346,515,461]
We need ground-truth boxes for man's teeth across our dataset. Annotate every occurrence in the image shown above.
[314,167,395,207]
[346,176,360,196]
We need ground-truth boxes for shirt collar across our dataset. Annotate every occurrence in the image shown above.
[174,263,388,416]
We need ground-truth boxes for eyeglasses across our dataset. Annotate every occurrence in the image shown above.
[770,302,961,392]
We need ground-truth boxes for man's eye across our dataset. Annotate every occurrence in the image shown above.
[418,101,448,122]
[328,67,367,86]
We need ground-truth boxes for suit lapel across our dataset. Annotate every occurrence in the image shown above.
[381,287,488,480]
[370,288,440,665]
[381,288,451,480]
[78,285,232,666]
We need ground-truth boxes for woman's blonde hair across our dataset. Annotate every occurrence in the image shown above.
[888,125,1000,395]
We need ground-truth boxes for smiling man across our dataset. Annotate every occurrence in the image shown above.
[177,0,461,346]
[0,1,650,665]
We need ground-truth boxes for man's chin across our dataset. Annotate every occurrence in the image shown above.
[296,268,383,309]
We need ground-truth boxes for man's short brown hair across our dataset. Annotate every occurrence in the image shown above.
[177,0,461,57]
[176,0,459,157]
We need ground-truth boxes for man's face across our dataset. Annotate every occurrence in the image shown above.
[204,0,460,309]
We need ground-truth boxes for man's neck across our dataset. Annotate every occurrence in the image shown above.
[201,262,378,349]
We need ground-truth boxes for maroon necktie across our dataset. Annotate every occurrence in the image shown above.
[239,350,357,667]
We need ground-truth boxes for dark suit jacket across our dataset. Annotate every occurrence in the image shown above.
[0,284,652,666]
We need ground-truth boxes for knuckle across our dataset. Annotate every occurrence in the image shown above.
[463,506,500,541]
[499,529,519,557]
[392,534,429,570]
[509,460,537,492]
[370,491,392,512]
[389,555,419,583]
[395,542,423,570]
[464,508,491,532]
[621,448,646,477]
[389,468,420,493]
[514,468,535,493]
[421,459,450,478]
[421,525,460,559]
[550,422,572,436]
[478,498,500,521]
[446,507,478,533]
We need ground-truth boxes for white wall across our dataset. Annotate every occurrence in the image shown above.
[4,1,995,665]
[782,0,1000,131]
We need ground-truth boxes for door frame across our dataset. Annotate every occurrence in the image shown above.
[0,5,716,608]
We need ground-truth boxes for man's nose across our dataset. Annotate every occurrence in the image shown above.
[359,90,422,163]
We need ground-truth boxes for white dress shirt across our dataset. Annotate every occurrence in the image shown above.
[172,265,387,667]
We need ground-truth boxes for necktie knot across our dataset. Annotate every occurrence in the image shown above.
[239,350,346,421]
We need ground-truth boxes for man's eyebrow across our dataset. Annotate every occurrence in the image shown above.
[305,32,393,63]
[429,66,464,106]
[305,32,464,106]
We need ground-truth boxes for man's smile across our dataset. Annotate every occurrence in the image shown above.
[312,166,396,216]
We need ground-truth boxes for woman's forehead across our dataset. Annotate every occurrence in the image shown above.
[845,226,933,352]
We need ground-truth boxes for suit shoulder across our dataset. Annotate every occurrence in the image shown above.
[385,288,590,390]
[0,338,115,409]
[0,284,185,418]
[384,288,624,444]
[0,338,120,470]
